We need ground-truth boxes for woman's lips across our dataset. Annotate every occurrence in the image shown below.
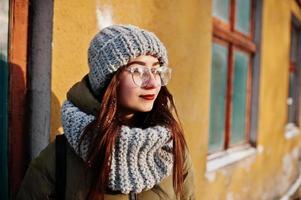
[139,94,155,100]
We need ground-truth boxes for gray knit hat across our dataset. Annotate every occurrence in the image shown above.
[88,24,168,96]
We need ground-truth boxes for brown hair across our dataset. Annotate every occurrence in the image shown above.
[79,67,187,200]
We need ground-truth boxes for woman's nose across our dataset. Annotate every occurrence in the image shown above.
[142,73,159,89]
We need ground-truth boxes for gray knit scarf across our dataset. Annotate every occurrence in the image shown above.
[61,100,173,194]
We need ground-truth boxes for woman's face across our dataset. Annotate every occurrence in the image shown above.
[117,55,161,115]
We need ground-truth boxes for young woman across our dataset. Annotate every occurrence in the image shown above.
[17,24,195,200]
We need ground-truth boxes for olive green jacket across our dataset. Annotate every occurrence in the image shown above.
[17,77,195,200]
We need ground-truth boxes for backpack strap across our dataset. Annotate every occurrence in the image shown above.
[55,134,67,200]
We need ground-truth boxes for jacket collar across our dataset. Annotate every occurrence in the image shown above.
[66,75,101,117]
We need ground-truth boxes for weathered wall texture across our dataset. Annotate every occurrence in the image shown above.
[202,1,301,199]
[51,0,301,199]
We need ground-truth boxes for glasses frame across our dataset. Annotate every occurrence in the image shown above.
[125,65,172,87]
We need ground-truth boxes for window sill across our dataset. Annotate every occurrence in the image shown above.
[285,123,300,139]
[206,145,257,173]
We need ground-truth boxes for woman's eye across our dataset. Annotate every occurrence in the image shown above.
[151,68,160,75]
[132,67,143,75]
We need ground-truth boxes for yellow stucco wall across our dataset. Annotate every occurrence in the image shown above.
[51,0,301,199]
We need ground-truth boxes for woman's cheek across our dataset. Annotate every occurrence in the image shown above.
[118,83,138,108]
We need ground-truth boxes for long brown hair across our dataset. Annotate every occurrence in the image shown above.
[79,67,187,200]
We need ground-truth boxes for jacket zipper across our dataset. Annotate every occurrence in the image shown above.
[129,191,137,200]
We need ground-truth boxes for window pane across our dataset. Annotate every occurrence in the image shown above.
[213,0,230,23]
[291,25,298,63]
[231,50,249,145]
[288,22,301,125]
[235,0,251,35]
[288,71,298,123]
[209,43,228,152]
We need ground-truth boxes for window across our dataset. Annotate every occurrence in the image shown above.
[287,16,301,129]
[209,0,256,153]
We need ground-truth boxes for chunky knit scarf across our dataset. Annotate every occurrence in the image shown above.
[61,100,174,194]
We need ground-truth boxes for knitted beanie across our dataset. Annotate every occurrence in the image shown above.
[88,24,168,96]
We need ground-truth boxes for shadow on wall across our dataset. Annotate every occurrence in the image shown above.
[7,61,28,199]
[50,92,62,141]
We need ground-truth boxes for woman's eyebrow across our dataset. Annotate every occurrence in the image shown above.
[127,61,160,66]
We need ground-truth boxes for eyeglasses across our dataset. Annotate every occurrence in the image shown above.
[125,65,172,87]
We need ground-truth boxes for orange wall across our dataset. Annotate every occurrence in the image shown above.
[9,0,29,198]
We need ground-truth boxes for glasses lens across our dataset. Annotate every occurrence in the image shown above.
[131,67,143,87]
[158,67,172,86]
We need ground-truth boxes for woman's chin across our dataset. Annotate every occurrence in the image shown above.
[135,104,154,112]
